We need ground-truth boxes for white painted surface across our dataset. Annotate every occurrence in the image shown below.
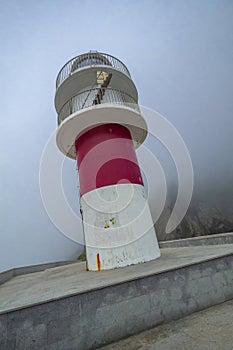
[56,104,148,159]
[80,184,160,271]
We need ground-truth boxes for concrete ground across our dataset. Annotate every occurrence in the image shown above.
[1,244,233,314]
[99,299,233,350]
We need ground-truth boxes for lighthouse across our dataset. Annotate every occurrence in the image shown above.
[55,51,160,271]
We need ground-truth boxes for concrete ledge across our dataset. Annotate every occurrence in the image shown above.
[1,233,232,286]
[0,260,73,286]
[0,245,233,349]
[159,232,233,248]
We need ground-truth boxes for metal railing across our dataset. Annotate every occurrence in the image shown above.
[58,88,139,124]
[56,52,131,89]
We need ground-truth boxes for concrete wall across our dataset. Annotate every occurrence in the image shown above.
[0,254,233,350]
[159,232,233,248]
[0,261,73,286]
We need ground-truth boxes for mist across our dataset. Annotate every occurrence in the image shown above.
[1,0,233,271]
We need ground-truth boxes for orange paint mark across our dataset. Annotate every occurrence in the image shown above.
[97,253,101,271]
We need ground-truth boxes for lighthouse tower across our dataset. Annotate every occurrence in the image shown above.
[55,51,160,271]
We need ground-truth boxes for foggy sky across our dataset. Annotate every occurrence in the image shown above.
[1,0,233,271]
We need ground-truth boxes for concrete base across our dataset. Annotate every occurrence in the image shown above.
[0,245,233,349]
[0,260,73,286]
[159,232,233,248]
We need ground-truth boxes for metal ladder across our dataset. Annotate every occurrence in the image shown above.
[92,73,112,105]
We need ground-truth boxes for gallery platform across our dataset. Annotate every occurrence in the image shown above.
[0,236,233,349]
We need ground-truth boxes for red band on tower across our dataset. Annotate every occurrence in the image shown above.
[75,123,143,196]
